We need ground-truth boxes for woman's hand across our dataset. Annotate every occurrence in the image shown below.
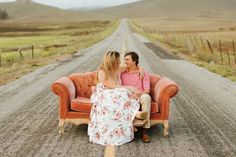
[138,66,145,79]
[126,86,138,93]
[91,86,96,94]
[129,93,139,100]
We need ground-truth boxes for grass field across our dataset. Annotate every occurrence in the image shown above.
[0,20,119,85]
[130,18,236,81]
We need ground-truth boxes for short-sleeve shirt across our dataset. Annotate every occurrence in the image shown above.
[121,71,150,92]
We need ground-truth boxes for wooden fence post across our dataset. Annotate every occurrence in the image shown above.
[206,39,214,54]
[189,34,196,53]
[18,47,24,60]
[219,39,223,63]
[0,49,2,67]
[32,45,34,59]
[193,34,200,48]
[232,40,236,64]
[226,49,231,64]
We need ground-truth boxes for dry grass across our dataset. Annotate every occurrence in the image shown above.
[130,18,236,81]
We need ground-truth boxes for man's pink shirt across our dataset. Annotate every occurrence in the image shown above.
[121,71,150,92]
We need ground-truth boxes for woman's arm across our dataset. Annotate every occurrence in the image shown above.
[119,65,145,79]
[119,65,127,74]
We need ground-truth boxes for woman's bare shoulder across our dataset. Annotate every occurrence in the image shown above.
[97,70,106,83]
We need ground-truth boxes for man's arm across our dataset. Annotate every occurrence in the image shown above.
[135,71,151,97]
[119,65,145,79]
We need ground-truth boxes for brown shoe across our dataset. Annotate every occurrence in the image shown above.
[141,129,151,143]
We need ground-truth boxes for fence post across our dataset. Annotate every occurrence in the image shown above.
[206,39,214,54]
[32,45,34,59]
[226,49,231,65]
[193,34,200,48]
[232,40,236,64]
[219,39,223,63]
[18,47,24,60]
[0,49,2,67]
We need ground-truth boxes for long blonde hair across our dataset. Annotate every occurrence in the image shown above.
[95,51,120,83]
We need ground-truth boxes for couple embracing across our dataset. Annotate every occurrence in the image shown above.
[88,51,151,146]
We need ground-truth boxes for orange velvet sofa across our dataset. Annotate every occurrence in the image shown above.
[51,71,179,136]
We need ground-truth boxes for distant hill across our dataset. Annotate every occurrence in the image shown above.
[1,0,236,23]
[95,0,236,20]
[0,2,110,23]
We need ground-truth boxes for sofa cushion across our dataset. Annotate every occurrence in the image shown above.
[69,72,96,99]
[151,101,159,114]
[71,97,92,113]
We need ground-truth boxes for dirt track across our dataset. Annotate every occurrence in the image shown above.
[0,19,236,157]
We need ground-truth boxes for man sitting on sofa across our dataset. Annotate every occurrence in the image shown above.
[121,51,151,143]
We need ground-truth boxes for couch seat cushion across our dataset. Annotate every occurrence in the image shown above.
[71,97,92,113]
[71,97,158,114]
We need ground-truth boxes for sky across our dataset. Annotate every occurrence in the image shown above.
[0,0,140,9]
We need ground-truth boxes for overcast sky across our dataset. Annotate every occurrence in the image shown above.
[0,0,139,9]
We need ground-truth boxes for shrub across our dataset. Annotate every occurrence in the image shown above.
[0,9,9,19]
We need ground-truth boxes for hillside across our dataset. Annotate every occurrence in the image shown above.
[1,0,236,23]
[0,2,110,23]
[95,0,236,20]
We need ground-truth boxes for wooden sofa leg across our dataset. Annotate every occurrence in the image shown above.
[104,145,115,157]
[163,120,169,137]
[59,119,65,134]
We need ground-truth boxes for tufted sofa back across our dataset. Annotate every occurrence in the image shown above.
[68,72,96,99]
[68,72,161,100]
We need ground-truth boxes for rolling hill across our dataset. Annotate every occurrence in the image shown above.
[1,0,236,23]
[0,2,110,23]
[95,0,236,20]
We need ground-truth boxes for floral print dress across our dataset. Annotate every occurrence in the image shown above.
[88,83,140,146]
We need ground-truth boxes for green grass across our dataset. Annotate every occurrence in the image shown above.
[0,20,120,85]
[195,61,236,81]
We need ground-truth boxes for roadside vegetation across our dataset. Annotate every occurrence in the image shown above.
[0,9,9,19]
[130,19,236,82]
[0,20,119,84]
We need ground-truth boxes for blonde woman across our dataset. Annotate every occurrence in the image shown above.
[88,51,145,146]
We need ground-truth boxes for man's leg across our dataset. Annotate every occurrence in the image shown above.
[140,94,151,129]
[139,94,151,143]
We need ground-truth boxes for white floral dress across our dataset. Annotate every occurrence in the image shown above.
[88,83,140,146]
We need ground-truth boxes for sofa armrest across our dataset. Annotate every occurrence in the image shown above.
[51,77,76,119]
[153,77,179,119]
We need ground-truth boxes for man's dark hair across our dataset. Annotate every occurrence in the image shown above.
[124,51,139,66]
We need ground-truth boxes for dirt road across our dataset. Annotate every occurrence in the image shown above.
[0,19,236,157]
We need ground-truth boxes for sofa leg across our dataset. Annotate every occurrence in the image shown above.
[104,145,115,157]
[163,120,169,137]
[59,119,65,134]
